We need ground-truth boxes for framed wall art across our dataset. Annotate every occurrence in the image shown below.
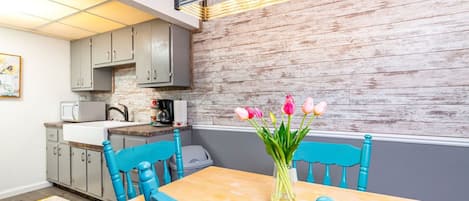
[0,53,21,98]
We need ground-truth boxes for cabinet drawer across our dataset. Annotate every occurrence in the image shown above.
[46,128,58,142]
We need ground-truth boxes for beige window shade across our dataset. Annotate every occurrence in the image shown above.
[177,0,290,21]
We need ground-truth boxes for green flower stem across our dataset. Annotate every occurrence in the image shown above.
[298,114,307,131]
[305,115,317,128]
[286,115,292,146]
[273,160,295,201]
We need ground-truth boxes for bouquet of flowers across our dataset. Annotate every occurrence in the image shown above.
[235,95,327,201]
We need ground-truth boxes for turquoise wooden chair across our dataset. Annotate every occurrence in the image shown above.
[293,135,372,191]
[103,129,184,201]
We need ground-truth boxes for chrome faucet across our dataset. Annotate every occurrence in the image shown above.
[107,104,129,122]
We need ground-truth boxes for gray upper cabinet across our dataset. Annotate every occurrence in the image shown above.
[135,19,191,88]
[112,27,134,63]
[135,21,152,84]
[71,38,112,92]
[71,38,92,90]
[92,33,112,66]
[93,27,134,68]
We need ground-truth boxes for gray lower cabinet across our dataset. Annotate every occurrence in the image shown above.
[46,128,71,186]
[87,150,103,197]
[135,19,191,88]
[71,147,103,197]
[58,144,71,185]
[46,141,59,181]
[71,147,87,192]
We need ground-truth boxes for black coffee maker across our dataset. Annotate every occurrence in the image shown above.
[157,99,174,125]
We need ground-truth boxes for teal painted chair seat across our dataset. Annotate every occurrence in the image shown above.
[293,135,372,191]
[103,129,184,201]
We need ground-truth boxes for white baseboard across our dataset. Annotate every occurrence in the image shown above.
[192,125,469,147]
[0,181,52,199]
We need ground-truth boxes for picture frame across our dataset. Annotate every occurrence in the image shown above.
[0,53,22,98]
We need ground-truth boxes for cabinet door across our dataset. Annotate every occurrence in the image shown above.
[71,147,87,191]
[112,27,134,62]
[58,144,71,186]
[135,22,152,84]
[151,20,171,83]
[46,142,58,181]
[80,38,92,88]
[87,150,103,197]
[102,154,117,201]
[70,40,82,89]
[92,33,112,66]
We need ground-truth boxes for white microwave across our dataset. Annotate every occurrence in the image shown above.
[61,101,106,122]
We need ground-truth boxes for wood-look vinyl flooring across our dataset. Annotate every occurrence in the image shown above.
[0,186,93,201]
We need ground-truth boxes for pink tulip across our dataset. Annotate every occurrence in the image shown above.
[235,107,249,120]
[282,95,295,116]
[313,101,327,116]
[301,97,314,114]
[253,108,263,118]
[245,107,256,119]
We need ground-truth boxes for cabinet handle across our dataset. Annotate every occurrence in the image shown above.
[81,152,85,162]
[87,153,91,163]
[153,69,157,80]
[106,51,110,60]
[53,146,57,155]
[58,147,62,157]
[113,50,117,60]
[147,70,150,81]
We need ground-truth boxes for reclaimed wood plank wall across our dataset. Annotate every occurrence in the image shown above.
[92,0,469,138]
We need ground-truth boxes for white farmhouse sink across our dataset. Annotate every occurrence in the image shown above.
[63,121,147,146]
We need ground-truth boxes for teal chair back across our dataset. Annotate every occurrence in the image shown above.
[293,135,372,191]
[103,129,184,201]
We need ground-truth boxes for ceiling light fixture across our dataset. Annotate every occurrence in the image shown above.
[175,0,289,21]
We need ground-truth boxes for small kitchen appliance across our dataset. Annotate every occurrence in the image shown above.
[173,100,188,127]
[61,101,106,122]
[157,99,174,126]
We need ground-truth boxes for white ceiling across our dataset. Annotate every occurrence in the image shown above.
[0,0,156,40]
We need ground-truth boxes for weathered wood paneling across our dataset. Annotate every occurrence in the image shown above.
[92,0,469,138]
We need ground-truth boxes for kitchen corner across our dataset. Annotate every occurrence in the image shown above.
[44,121,192,201]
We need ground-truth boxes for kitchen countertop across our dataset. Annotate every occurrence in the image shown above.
[108,124,191,137]
[43,121,68,128]
[44,121,191,137]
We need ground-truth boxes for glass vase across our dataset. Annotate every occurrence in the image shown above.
[272,162,296,201]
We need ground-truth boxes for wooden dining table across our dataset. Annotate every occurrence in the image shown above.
[131,166,417,201]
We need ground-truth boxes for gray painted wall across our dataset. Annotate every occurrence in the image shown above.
[192,129,469,201]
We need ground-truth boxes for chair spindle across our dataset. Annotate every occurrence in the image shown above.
[292,160,297,168]
[323,164,331,185]
[163,160,171,184]
[125,172,136,199]
[174,129,184,179]
[103,141,126,201]
[339,167,347,188]
[306,163,314,183]
[357,135,372,192]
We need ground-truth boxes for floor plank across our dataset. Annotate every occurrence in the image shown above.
[0,186,92,201]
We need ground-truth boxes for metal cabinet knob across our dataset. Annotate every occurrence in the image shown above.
[153,69,157,80]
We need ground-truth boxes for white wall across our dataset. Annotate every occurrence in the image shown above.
[0,27,77,198]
